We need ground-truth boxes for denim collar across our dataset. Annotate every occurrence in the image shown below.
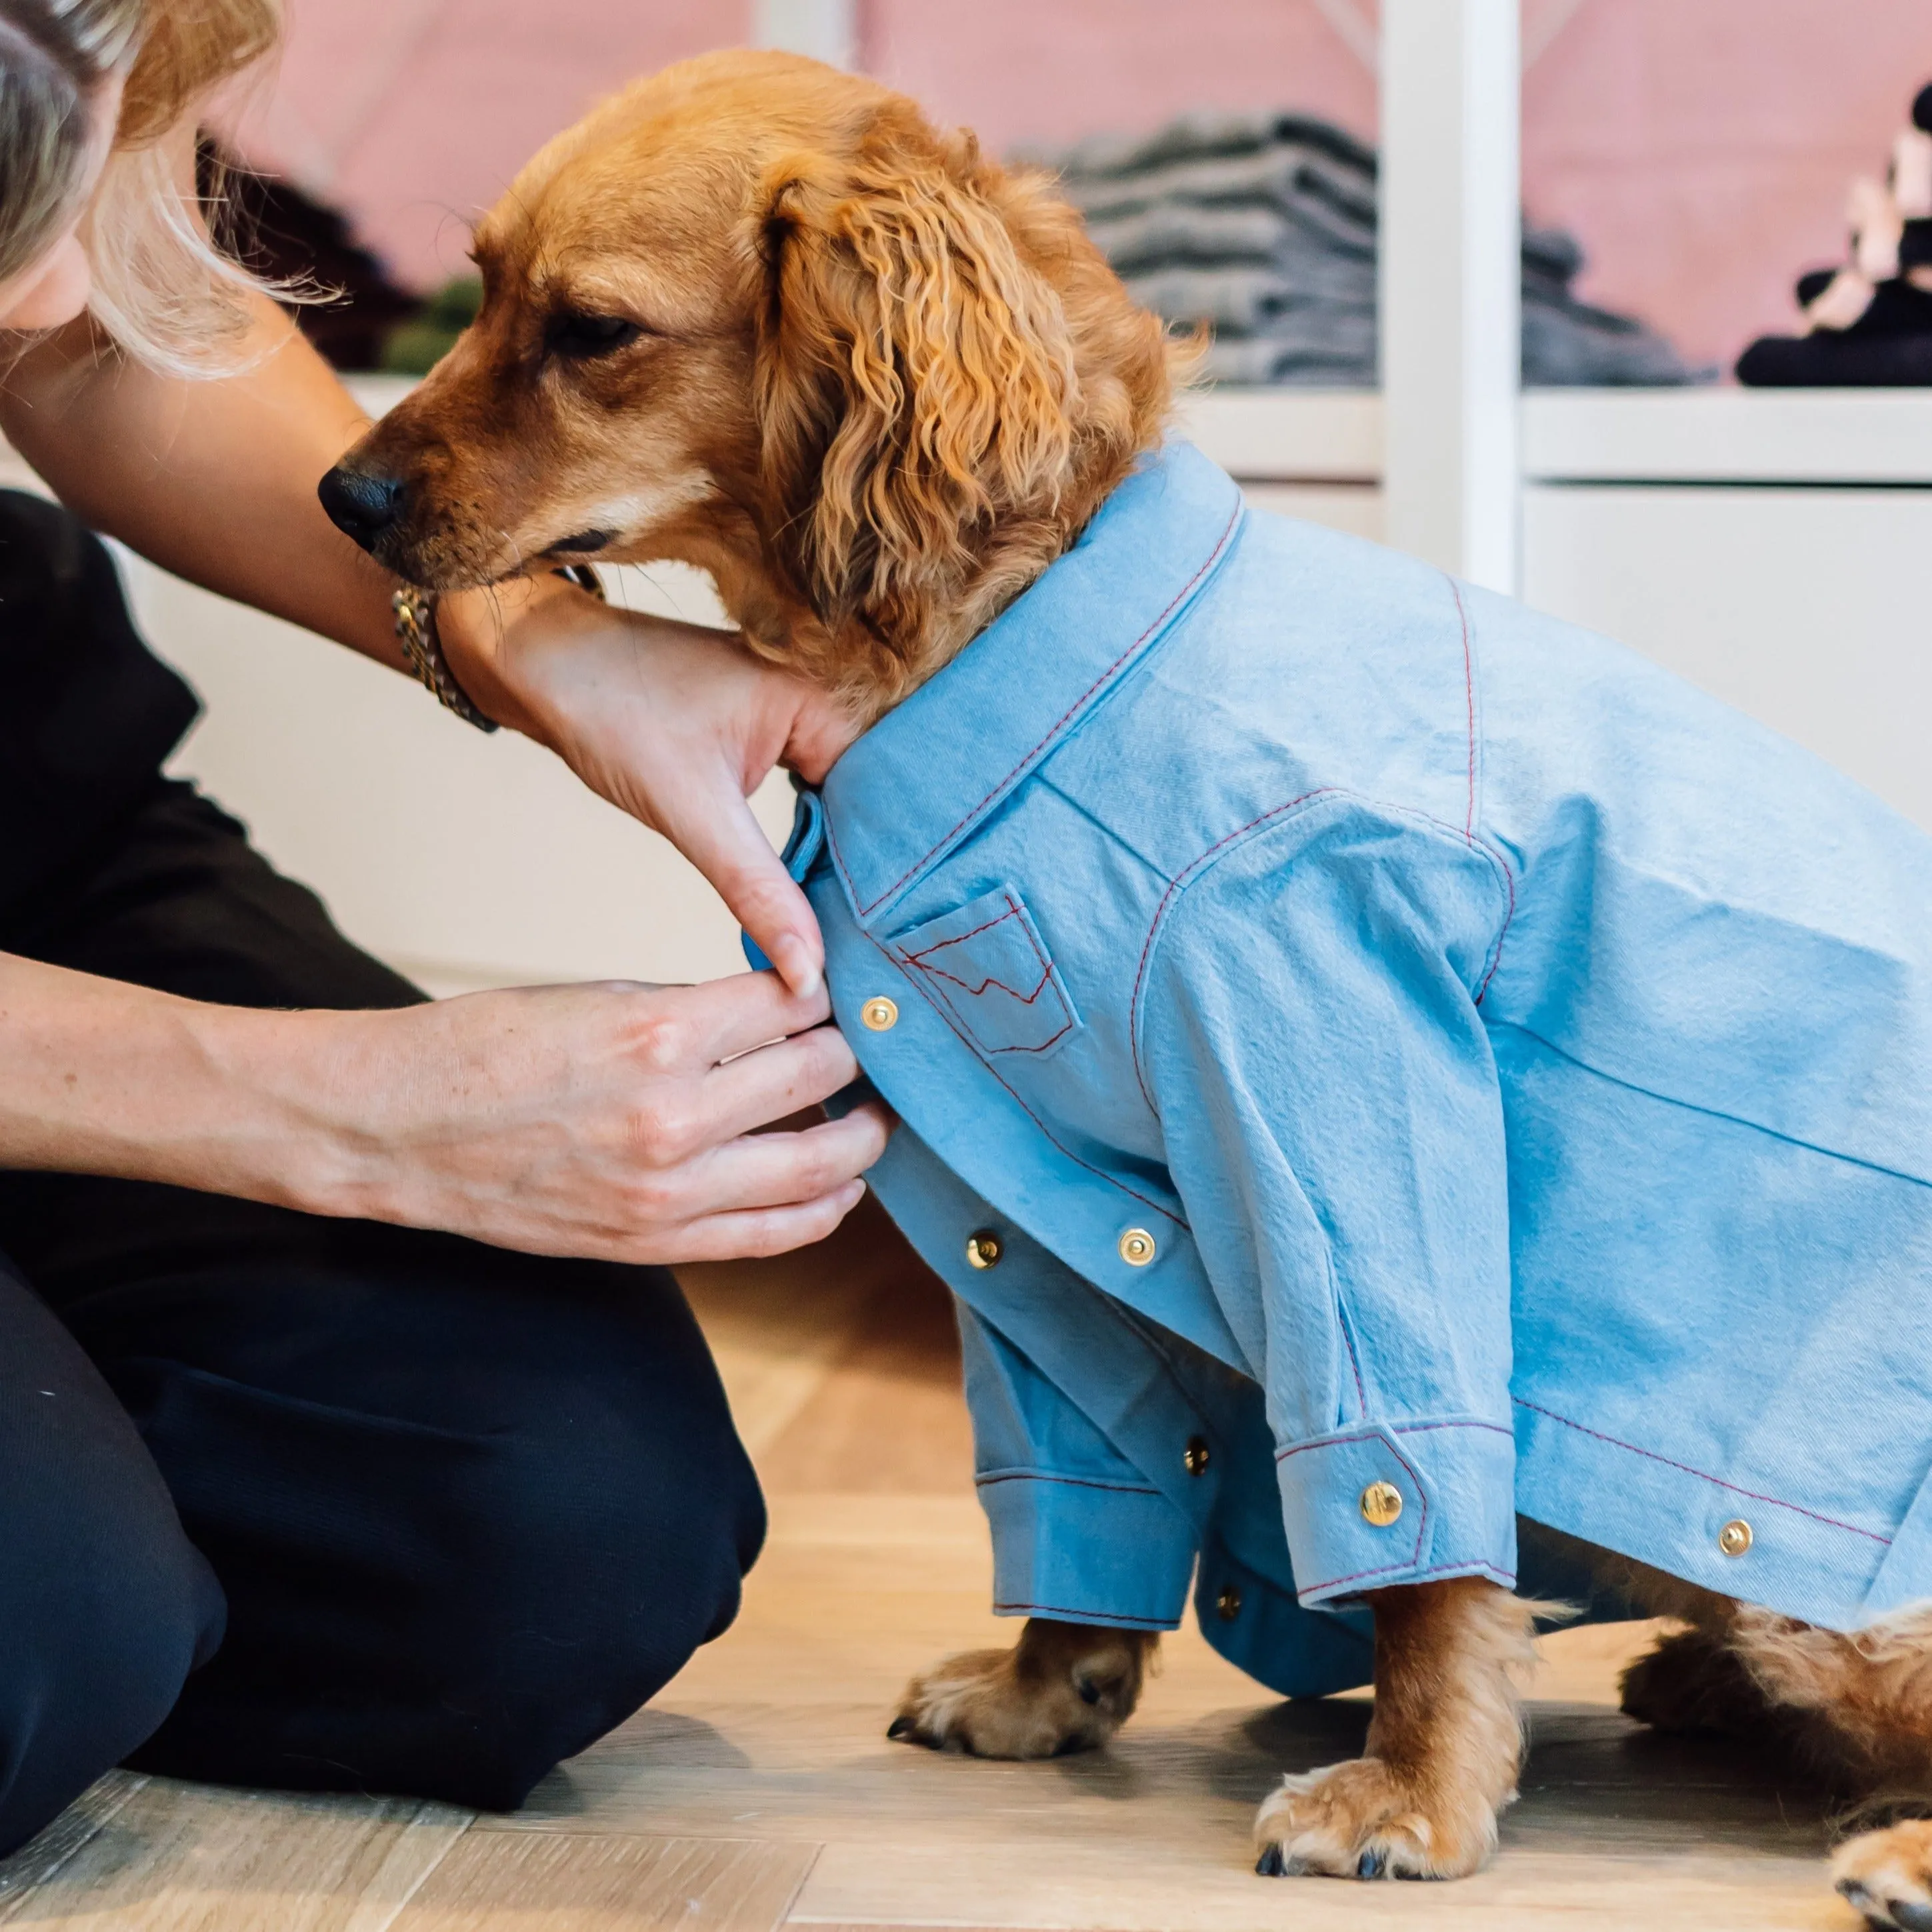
[818,441,1245,927]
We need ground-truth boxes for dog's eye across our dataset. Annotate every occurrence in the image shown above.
[546,312,645,359]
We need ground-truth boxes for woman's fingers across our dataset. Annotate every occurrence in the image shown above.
[660,1180,869,1263]
[656,967,836,1071]
[653,774,825,1001]
[665,1025,867,1154]
[665,1104,893,1217]
[347,975,885,1267]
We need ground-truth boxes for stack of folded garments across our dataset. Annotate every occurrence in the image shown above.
[1737,83,1932,386]
[1027,111,1701,387]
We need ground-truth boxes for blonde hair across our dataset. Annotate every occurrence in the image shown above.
[1,0,286,374]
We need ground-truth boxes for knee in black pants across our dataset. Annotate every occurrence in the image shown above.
[120,1246,766,1813]
[417,1385,766,1808]
[0,1263,225,1857]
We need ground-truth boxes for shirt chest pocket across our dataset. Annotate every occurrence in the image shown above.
[889,887,1085,1059]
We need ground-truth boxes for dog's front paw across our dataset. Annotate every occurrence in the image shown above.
[1253,1755,1503,1881]
[889,1620,1151,1759]
[1834,1823,1932,1931]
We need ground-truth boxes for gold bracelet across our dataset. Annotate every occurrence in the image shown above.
[391,566,608,733]
[391,586,499,733]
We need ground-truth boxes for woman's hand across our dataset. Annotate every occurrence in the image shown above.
[0,954,889,1265]
[325,973,890,1261]
[437,576,851,999]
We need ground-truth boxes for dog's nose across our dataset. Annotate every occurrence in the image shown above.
[318,465,407,552]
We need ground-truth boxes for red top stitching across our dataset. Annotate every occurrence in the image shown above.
[905,906,1022,963]
[844,903,1188,1227]
[1275,1429,1429,1580]
[1127,791,1521,1109]
[1305,1556,1517,1595]
[1451,579,1477,843]
[907,901,1053,1005]
[1513,1398,1892,1546]
[900,893,1072,1047]
[1127,789,1339,1109]
[1474,859,1515,1005]
[851,501,1244,917]
[915,961,1055,1005]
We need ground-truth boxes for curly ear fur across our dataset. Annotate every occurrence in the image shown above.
[755,106,1171,706]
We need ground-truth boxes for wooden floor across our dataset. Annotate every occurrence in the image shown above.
[0,1198,1862,1930]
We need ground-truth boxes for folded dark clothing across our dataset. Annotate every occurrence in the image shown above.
[1120,262,1372,335]
[1523,299,1705,387]
[1032,109,1702,387]
[1197,319,1379,387]
[1023,109,1378,185]
[1736,331,1932,385]
[1737,276,1932,385]
[1063,143,1377,241]
[1084,203,1289,273]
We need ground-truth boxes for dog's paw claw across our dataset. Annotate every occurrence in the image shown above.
[891,1629,1148,1761]
[1253,1757,1497,1881]
[1833,1823,1932,1930]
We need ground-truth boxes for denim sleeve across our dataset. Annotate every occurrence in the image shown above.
[865,1125,1204,1629]
[1137,799,1518,1607]
[957,1303,1201,1629]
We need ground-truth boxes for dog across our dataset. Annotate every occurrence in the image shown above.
[319,51,1932,1925]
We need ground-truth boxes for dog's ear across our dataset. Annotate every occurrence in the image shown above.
[755,120,1077,662]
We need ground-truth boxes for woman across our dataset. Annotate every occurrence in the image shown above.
[0,0,887,1855]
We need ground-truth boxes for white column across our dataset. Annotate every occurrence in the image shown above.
[1379,0,1521,593]
[753,0,857,69]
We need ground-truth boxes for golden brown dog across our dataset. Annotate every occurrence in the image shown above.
[322,49,1932,1921]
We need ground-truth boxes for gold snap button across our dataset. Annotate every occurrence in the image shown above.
[860,996,899,1031]
[965,1230,1003,1271]
[1216,1584,1243,1621]
[1183,1436,1211,1477]
[1717,1519,1753,1557]
[1360,1480,1405,1529]
[1118,1227,1157,1267]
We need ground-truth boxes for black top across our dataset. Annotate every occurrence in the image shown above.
[0,489,199,916]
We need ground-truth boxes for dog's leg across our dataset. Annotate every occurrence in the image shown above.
[889,1617,1156,1758]
[1695,1602,1932,1931]
[1254,1577,1537,1881]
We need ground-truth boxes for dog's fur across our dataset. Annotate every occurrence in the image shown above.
[329,49,1932,1923]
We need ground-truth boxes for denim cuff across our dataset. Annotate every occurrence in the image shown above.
[1274,1418,1518,1607]
[978,1467,1198,1629]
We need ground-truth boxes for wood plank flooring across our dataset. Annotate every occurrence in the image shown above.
[0,1197,1865,1929]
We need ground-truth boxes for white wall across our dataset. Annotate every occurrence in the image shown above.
[136,559,798,996]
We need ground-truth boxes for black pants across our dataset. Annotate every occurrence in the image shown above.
[0,779,766,1856]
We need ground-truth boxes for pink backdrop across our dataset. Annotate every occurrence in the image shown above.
[229,0,1932,373]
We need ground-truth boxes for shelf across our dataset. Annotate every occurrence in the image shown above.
[1173,389,1380,483]
[1521,389,1932,486]
[1174,386,1932,489]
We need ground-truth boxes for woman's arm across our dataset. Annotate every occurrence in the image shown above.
[0,949,889,1261]
[0,285,407,666]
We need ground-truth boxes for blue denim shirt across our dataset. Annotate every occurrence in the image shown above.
[763,443,1932,1693]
